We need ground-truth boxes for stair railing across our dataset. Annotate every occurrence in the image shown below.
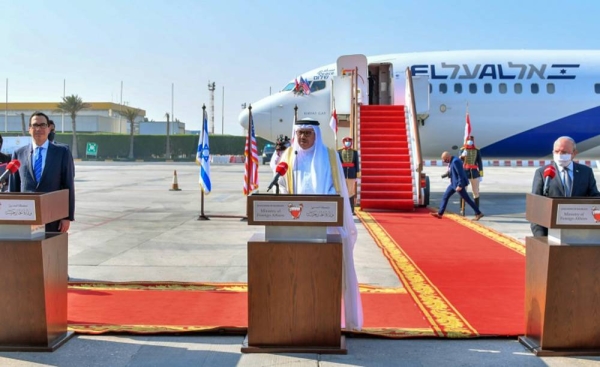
[404,67,424,205]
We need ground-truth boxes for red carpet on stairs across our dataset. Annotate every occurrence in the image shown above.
[359,105,415,211]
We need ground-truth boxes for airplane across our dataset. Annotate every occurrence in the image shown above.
[239,50,600,159]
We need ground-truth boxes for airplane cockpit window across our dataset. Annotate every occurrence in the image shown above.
[439,83,447,94]
[282,82,296,91]
[310,81,326,92]
[454,83,462,94]
[514,83,523,94]
[547,83,555,94]
[469,83,477,94]
[594,84,600,94]
[484,83,492,94]
[499,83,508,94]
[531,83,539,94]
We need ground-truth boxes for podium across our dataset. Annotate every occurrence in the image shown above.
[519,194,600,356]
[0,190,74,351]
[242,194,347,354]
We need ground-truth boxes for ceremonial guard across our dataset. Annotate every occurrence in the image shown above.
[338,136,360,215]
[459,135,483,216]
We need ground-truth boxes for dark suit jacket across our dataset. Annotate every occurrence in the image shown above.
[9,142,75,232]
[530,162,600,236]
[449,156,470,190]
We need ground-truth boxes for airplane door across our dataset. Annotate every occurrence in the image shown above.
[378,64,392,105]
[412,75,430,117]
[337,54,368,105]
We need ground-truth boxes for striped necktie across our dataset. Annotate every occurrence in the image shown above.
[34,147,43,182]
[563,167,572,197]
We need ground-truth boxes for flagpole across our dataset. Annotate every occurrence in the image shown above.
[199,104,210,221]
[240,105,253,221]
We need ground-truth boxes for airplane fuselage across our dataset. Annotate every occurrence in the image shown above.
[240,50,600,159]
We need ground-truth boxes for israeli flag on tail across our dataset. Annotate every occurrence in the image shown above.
[198,109,211,194]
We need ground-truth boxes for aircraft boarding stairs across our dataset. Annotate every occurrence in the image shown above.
[359,105,419,211]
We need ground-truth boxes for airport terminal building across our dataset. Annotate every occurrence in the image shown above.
[0,102,186,135]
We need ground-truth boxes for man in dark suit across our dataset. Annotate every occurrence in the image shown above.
[431,151,484,220]
[9,112,75,233]
[0,134,11,192]
[531,136,600,236]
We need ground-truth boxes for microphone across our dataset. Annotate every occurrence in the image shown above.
[0,159,21,183]
[542,165,556,196]
[267,162,288,192]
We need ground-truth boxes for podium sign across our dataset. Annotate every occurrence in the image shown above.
[520,194,600,356]
[243,194,346,354]
[248,194,343,226]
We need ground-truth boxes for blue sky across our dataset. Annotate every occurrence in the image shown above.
[1,0,599,135]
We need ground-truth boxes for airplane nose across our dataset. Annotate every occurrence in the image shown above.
[238,109,250,130]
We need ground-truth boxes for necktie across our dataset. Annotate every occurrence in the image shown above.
[563,167,572,197]
[34,147,43,182]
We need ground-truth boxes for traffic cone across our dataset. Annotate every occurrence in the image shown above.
[169,170,182,191]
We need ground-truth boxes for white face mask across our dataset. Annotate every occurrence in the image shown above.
[553,153,572,167]
[344,142,351,147]
[467,140,473,146]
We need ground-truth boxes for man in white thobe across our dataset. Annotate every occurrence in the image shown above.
[277,118,363,331]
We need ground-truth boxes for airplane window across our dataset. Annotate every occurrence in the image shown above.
[310,81,326,92]
[469,83,477,94]
[454,83,462,94]
[595,84,600,94]
[547,83,555,94]
[499,83,507,94]
[484,83,492,94]
[531,83,539,94]
[439,84,447,94]
[282,83,295,91]
[514,83,523,94]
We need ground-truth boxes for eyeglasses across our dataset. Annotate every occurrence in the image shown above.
[296,130,313,137]
[30,123,48,129]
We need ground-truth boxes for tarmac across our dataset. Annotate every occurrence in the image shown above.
[1,162,599,367]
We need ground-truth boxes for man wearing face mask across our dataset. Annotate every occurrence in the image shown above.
[338,136,360,215]
[459,135,483,216]
[531,136,600,236]
[431,151,484,220]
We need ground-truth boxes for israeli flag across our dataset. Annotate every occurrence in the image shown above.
[198,109,211,193]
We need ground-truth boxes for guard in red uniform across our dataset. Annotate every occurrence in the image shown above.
[459,135,483,216]
[338,136,360,215]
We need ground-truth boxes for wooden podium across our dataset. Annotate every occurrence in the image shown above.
[520,194,600,356]
[0,190,74,351]
[242,194,346,354]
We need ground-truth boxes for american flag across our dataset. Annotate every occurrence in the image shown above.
[243,113,259,195]
[299,76,311,95]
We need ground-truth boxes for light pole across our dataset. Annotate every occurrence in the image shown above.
[208,81,216,134]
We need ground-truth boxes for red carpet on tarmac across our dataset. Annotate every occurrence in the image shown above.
[68,209,526,338]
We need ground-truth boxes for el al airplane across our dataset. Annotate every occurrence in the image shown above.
[239,50,600,159]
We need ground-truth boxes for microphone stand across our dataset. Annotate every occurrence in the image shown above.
[293,151,298,195]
